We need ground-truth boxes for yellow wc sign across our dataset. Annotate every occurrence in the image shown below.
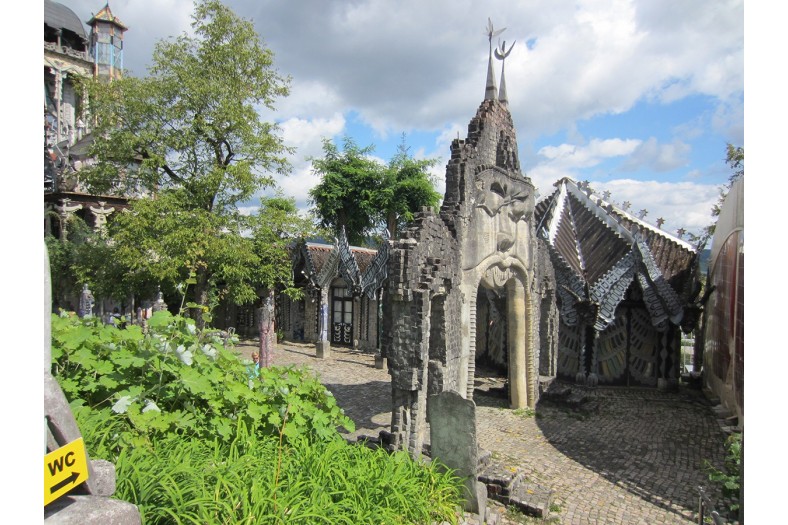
[44,437,89,506]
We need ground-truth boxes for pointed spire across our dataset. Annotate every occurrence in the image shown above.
[495,40,515,105]
[484,18,505,101]
[486,53,498,101]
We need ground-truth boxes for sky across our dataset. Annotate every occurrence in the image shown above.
[55,0,743,240]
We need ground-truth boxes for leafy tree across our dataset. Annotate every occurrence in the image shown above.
[308,137,385,245]
[78,0,290,324]
[251,193,317,299]
[379,138,442,239]
[308,135,441,244]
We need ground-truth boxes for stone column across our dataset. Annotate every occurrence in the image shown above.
[353,295,361,350]
[315,288,331,358]
[78,284,94,318]
[507,278,527,409]
[258,291,275,368]
[587,330,600,387]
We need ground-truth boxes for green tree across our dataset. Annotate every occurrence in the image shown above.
[78,0,291,324]
[379,138,442,239]
[251,193,316,298]
[308,137,384,246]
[308,135,441,244]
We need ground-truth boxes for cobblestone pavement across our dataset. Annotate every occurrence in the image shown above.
[238,341,730,525]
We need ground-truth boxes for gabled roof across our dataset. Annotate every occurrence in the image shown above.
[296,230,389,298]
[535,177,697,331]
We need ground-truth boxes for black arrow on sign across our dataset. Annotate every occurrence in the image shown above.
[50,471,80,494]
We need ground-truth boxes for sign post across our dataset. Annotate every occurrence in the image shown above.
[44,437,89,506]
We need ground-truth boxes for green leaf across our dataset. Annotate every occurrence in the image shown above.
[180,366,213,396]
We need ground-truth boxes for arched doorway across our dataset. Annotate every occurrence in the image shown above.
[468,264,531,409]
[474,287,509,404]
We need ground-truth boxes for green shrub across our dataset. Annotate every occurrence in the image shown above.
[51,310,354,451]
[51,311,464,524]
[705,432,742,517]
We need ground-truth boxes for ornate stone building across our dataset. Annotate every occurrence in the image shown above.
[534,178,699,388]
[44,1,135,317]
[380,31,557,456]
[44,1,131,239]
[277,231,389,355]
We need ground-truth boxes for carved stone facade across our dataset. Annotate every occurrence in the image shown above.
[535,178,699,388]
[381,93,550,456]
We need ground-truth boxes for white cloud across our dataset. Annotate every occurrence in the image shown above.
[58,0,742,234]
[592,179,722,236]
[537,138,642,168]
[620,138,691,172]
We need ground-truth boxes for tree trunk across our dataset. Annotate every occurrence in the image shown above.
[387,212,398,240]
[258,289,275,367]
[191,266,211,329]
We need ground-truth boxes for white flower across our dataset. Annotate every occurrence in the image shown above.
[112,395,135,414]
[142,399,160,413]
[186,323,196,335]
[201,344,217,360]
[175,345,193,365]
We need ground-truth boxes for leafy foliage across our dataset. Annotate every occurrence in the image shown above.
[308,137,385,245]
[53,311,463,524]
[308,135,441,245]
[379,138,442,238]
[251,193,318,299]
[705,432,742,516]
[78,421,462,524]
[52,310,354,450]
[77,0,292,316]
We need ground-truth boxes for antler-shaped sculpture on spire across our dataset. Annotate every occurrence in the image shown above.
[484,18,506,101]
[485,18,506,53]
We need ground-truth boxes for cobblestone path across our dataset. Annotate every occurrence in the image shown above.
[238,341,729,524]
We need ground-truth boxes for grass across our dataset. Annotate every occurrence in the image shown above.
[104,423,464,524]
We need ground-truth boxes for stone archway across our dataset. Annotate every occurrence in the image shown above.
[466,262,533,409]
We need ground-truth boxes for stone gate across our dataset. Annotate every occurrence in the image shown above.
[381,31,558,456]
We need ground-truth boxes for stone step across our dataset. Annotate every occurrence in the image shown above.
[507,481,554,519]
[477,460,525,498]
[477,460,554,519]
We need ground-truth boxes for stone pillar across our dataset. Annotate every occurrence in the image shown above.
[507,278,527,409]
[353,295,361,350]
[258,291,275,368]
[315,288,330,358]
[587,330,600,387]
[78,284,94,318]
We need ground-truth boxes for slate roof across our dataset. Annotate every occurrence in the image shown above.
[45,0,87,41]
[535,177,697,331]
[303,243,379,282]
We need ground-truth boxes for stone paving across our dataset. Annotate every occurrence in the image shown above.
[237,340,731,525]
